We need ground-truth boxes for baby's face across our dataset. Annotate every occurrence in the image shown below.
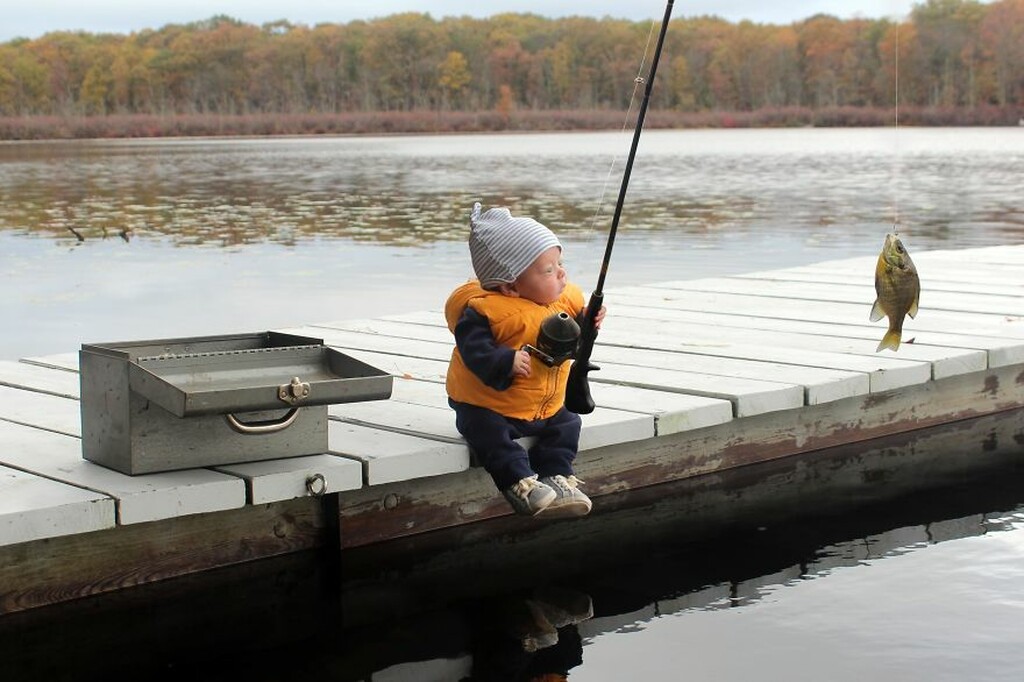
[510,246,566,304]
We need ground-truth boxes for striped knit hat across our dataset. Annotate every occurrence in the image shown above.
[469,202,561,290]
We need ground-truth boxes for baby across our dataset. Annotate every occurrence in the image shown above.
[445,202,604,517]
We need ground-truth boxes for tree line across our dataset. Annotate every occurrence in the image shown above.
[0,0,1021,121]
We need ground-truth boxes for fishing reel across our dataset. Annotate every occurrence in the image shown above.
[521,312,581,367]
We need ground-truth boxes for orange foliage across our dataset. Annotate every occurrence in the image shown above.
[0,3,1021,125]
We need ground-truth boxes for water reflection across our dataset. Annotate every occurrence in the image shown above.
[2,129,1022,249]
[3,129,1023,361]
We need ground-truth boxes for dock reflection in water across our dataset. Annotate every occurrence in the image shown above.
[335,408,1024,681]
[3,409,1024,680]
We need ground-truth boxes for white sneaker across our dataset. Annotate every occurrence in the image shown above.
[502,475,557,516]
[539,475,592,518]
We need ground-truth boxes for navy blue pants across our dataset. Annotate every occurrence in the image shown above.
[450,400,582,491]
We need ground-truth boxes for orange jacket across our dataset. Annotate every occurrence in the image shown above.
[446,280,585,420]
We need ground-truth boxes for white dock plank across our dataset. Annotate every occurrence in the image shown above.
[328,421,470,486]
[0,360,79,398]
[783,252,1024,287]
[0,420,245,525]
[385,309,448,327]
[387,377,451,408]
[805,245,1024,269]
[19,353,80,372]
[578,406,655,450]
[593,319,931,393]
[591,362,803,418]
[331,400,464,443]
[0,384,81,437]
[606,287,1024,341]
[588,298,1023,369]
[606,278,1024,327]
[735,268,1024,298]
[597,319,984,382]
[587,384,733,436]
[313,318,454,344]
[0,464,115,546]
[214,454,363,505]
[648,276,1024,317]
[593,343,869,405]
[287,325,454,360]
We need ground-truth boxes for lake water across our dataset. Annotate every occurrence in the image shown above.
[2,128,1022,360]
[2,128,1024,680]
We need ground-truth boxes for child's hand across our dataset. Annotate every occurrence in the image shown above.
[511,349,532,378]
[594,305,607,330]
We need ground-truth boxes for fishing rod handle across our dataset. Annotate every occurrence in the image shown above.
[564,292,604,415]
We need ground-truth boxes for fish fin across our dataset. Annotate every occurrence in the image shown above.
[908,296,919,319]
[869,299,885,322]
[876,329,901,352]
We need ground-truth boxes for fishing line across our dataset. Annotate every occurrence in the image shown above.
[565,0,674,414]
[579,16,659,270]
[892,18,901,236]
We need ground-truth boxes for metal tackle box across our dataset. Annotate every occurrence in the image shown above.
[79,331,393,475]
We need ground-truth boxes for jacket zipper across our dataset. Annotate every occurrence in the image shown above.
[535,364,558,420]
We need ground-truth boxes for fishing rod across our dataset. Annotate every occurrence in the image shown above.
[564,0,674,415]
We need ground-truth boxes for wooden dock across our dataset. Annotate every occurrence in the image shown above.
[2,244,1023,614]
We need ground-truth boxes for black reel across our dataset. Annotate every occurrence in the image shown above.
[522,311,581,367]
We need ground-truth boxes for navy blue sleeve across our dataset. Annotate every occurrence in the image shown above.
[453,307,515,390]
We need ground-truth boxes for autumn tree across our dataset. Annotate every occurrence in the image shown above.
[912,0,981,106]
[979,0,1024,105]
[0,42,48,114]
[362,13,445,110]
[799,16,885,107]
[438,50,471,109]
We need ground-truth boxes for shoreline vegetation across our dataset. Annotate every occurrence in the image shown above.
[0,103,1019,139]
[2,105,1022,141]
[2,1,1023,141]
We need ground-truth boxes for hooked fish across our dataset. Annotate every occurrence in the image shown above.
[871,233,920,352]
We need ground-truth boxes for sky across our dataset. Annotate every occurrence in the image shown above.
[2,1,920,42]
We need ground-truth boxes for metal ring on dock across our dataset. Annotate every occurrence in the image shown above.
[305,473,327,497]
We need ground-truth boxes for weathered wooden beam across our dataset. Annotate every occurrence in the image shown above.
[338,364,1024,547]
[0,496,331,615]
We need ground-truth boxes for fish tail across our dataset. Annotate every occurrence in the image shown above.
[876,329,902,352]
